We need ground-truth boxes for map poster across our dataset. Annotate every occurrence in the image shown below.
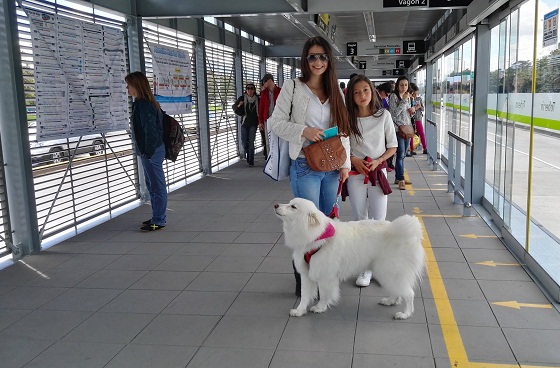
[28,9,128,141]
[543,9,559,48]
[148,43,192,115]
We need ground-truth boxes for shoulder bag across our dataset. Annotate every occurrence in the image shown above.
[303,135,346,172]
[398,124,415,139]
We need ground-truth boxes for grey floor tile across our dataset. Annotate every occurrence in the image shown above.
[55,254,121,270]
[186,272,252,292]
[423,235,459,248]
[456,236,506,250]
[133,314,220,346]
[0,308,32,331]
[440,279,486,300]
[434,261,475,279]
[257,257,294,273]
[243,222,283,233]
[129,270,199,290]
[62,312,155,343]
[503,327,560,364]
[234,232,282,244]
[107,344,198,368]
[243,273,296,294]
[206,255,264,273]
[225,292,296,318]
[469,262,532,281]
[76,270,147,289]
[24,267,97,288]
[174,243,229,256]
[271,350,352,368]
[431,247,467,262]
[0,264,58,286]
[100,289,180,313]
[456,326,517,363]
[0,286,67,309]
[163,290,238,315]
[352,353,435,368]
[126,242,187,255]
[24,341,123,368]
[187,347,274,368]
[17,253,75,270]
[155,255,216,272]
[40,288,122,311]
[189,231,242,243]
[424,298,498,327]
[221,243,275,257]
[478,279,551,302]
[354,321,433,356]
[278,318,356,353]
[103,254,168,271]
[0,338,54,368]
[204,316,288,349]
[82,241,140,254]
[0,309,91,340]
[489,300,560,329]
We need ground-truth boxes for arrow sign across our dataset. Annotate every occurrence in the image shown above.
[461,234,495,239]
[493,301,552,309]
[476,261,520,267]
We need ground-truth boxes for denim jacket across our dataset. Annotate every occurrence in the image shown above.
[132,99,163,158]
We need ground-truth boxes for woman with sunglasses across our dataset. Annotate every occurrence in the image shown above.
[232,83,259,166]
[268,36,351,297]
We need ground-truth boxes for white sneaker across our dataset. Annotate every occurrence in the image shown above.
[356,270,373,287]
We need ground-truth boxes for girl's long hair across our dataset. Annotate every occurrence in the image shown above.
[345,74,383,141]
[394,76,409,102]
[125,71,161,109]
[299,36,350,136]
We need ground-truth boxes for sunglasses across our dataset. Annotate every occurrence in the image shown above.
[306,53,329,63]
[246,87,255,90]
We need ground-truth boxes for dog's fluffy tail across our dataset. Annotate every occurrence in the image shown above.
[389,215,426,281]
[390,215,423,244]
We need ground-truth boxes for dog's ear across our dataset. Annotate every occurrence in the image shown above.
[308,212,320,227]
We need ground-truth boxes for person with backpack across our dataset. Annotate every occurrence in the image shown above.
[232,83,259,166]
[126,71,167,231]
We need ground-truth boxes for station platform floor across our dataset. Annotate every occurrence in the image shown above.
[1,154,559,368]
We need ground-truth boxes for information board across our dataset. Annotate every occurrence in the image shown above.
[28,10,129,141]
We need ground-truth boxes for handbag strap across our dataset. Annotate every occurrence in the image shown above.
[288,79,295,120]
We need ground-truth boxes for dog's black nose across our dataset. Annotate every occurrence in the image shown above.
[274,204,279,209]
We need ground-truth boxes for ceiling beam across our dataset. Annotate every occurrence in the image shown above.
[136,0,296,18]
[307,0,468,12]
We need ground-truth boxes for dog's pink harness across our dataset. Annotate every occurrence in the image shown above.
[304,223,335,264]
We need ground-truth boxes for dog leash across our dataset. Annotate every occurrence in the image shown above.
[328,180,343,219]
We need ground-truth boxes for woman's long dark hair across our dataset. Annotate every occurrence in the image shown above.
[345,74,383,141]
[125,71,161,109]
[394,76,409,102]
[299,36,350,136]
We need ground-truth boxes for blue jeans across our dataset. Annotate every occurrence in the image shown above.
[241,124,257,164]
[395,135,409,181]
[140,144,167,226]
[289,157,340,216]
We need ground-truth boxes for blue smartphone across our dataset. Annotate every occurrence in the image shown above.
[309,126,338,144]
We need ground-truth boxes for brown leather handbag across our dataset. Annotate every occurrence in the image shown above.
[398,124,415,139]
[303,136,347,172]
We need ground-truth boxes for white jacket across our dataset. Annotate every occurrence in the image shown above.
[268,78,351,169]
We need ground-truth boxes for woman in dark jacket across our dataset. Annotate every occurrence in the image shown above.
[232,83,259,166]
[125,71,167,231]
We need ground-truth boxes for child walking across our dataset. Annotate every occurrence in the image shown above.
[345,75,398,287]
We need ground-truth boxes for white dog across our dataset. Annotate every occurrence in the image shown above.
[274,197,426,319]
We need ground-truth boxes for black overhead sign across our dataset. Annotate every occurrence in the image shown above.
[347,42,357,56]
[383,0,426,8]
[396,59,411,68]
[403,40,425,54]
[393,69,405,76]
[359,61,367,69]
[383,0,471,7]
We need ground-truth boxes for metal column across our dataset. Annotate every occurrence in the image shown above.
[0,0,40,257]
[195,19,211,175]
[471,24,491,205]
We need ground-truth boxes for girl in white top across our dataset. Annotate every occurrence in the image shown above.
[345,75,398,287]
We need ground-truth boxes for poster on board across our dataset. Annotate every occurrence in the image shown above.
[148,43,193,115]
[27,9,128,141]
[543,9,558,48]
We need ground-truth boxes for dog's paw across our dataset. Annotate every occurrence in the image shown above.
[394,312,412,320]
[379,298,393,306]
[310,304,327,313]
[290,308,306,317]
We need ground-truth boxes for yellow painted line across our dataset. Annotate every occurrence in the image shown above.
[418,215,470,367]
[477,261,520,267]
[418,210,554,368]
[493,301,552,310]
[461,234,495,239]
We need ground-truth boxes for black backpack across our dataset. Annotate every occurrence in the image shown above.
[161,111,185,162]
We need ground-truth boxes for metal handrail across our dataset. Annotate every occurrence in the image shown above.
[447,130,474,216]
[425,119,438,170]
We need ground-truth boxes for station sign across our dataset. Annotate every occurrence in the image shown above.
[347,42,357,56]
[402,40,425,54]
[359,61,367,69]
[379,47,401,54]
[383,0,471,7]
[383,0,426,7]
[396,59,411,68]
[393,69,405,76]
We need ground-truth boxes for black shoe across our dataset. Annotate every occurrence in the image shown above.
[142,219,152,225]
[249,162,254,167]
[423,149,428,154]
[411,151,417,155]
[140,224,165,231]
